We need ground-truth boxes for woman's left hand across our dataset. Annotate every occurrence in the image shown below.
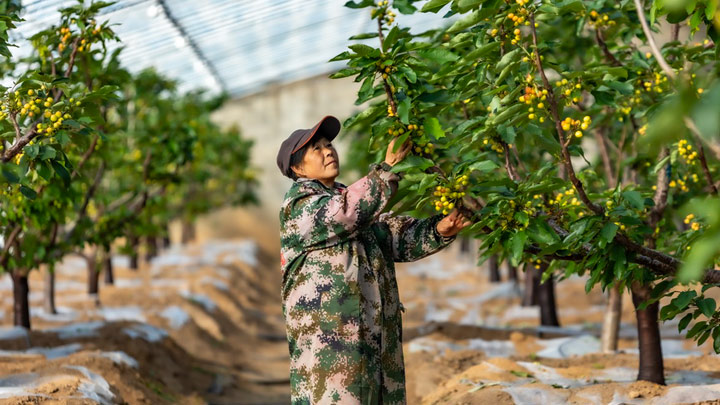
[436,209,472,238]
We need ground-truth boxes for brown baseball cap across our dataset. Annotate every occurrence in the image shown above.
[277,115,341,178]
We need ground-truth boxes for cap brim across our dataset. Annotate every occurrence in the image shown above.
[291,115,341,154]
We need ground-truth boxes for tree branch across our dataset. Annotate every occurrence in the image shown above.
[0,225,22,268]
[595,29,622,67]
[529,13,603,216]
[1,37,82,163]
[633,0,675,79]
[694,135,718,195]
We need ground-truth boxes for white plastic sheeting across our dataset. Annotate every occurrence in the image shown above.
[13,0,457,97]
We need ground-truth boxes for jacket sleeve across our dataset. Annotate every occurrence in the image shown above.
[285,163,399,250]
[378,212,455,263]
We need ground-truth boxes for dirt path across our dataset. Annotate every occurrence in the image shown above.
[3,236,720,404]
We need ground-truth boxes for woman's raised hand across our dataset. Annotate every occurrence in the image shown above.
[384,138,412,167]
[436,209,472,238]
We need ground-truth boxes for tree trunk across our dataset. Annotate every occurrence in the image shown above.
[459,236,470,254]
[631,282,665,384]
[506,261,518,282]
[12,271,31,329]
[87,249,99,296]
[43,264,57,315]
[129,234,139,270]
[103,246,114,285]
[601,284,623,353]
[181,220,195,244]
[488,255,501,283]
[538,272,560,327]
[145,236,158,263]
[162,235,171,249]
[522,263,539,307]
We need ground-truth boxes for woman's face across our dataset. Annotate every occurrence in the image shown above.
[292,137,339,186]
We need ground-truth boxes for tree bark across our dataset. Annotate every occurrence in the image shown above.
[129,234,139,270]
[522,263,539,307]
[506,261,518,282]
[103,246,114,285]
[181,220,195,244]
[488,255,501,283]
[601,285,622,353]
[43,264,57,315]
[162,234,171,249]
[12,271,31,329]
[87,249,99,296]
[459,236,471,254]
[145,236,158,263]
[631,282,665,384]
[538,270,560,327]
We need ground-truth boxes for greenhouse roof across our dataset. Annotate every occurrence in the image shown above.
[13,0,454,98]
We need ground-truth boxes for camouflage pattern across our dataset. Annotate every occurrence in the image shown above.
[279,163,454,404]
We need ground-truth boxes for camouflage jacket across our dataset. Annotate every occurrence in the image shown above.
[279,163,455,404]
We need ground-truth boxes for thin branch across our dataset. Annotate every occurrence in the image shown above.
[648,148,670,229]
[595,29,622,67]
[694,135,718,194]
[503,142,521,182]
[529,13,603,216]
[70,134,99,178]
[77,161,106,219]
[594,126,615,187]
[0,225,22,268]
[9,113,21,142]
[377,19,397,115]
[685,117,720,161]
[633,0,675,79]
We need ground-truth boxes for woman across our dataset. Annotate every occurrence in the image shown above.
[276,115,470,404]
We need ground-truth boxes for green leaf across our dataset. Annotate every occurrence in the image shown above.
[527,221,560,245]
[606,80,634,95]
[349,44,379,57]
[399,66,417,83]
[468,160,499,172]
[446,10,482,33]
[698,298,716,318]
[421,0,452,12]
[557,0,584,14]
[509,230,527,266]
[457,0,484,13]
[19,185,37,199]
[674,290,697,310]
[600,222,619,244]
[349,32,379,40]
[698,329,712,346]
[1,167,19,183]
[622,190,644,209]
[679,232,720,282]
[687,321,707,339]
[383,26,401,51]
[423,117,445,139]
[51,160,71,186]
[344,0,374,9]
[329,68,361,79]
[397,97,411,124]
[391,155,434,172]
[417,48,459,64]
[678,313,693,332]
[497,48,521,70]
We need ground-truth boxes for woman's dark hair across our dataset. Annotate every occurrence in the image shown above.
[288,135,327,180]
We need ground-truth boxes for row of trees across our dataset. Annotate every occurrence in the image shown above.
[335,0,719,385]
[0,1,257,329]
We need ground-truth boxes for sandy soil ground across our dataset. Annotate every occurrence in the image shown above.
[1,232,720,404]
